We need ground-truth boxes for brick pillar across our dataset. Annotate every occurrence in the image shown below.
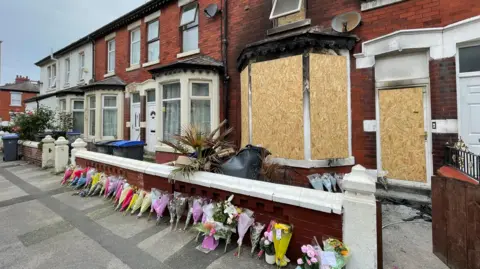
[124,96,131,140]
[140,95,146,142]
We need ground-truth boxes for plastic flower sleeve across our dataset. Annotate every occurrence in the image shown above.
[192,198,205,224]
[138,192,152,218]
[153,192,171,224]
[272,222,293,267]
[236,209,254,256]
[131,190,145,214]
[175,196,188,230]
[250,222,265,256]
[184,197,194,230]
[168,198,177,229]
[322,238,350,269]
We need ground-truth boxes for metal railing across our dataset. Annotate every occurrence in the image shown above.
[445,146,480,181]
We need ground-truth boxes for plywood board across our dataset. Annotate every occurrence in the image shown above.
[240,68,249,148]
[379,87,426,182]
[251,56,304,160]
[277,8,305,26]
[310,54,349,159]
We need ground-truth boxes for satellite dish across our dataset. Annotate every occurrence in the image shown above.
[204,4,220,18]
[332,12,362,33]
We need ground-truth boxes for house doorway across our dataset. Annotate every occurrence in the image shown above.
[130,93,141,141]
[146,90,157,152]
[457,44,480,155]
[377,87,429,182]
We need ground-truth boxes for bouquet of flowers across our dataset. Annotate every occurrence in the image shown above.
[236,209,254,256]
[130,190,146,214]
[250,222,265,256]
[259,230,275,265]
[296,244,321,269]
[272,222,293,267]
[322,238,350,269]
[153,190,171,224]
[184,197,206,230]
[137,192,152,218]
[174,194,188,230]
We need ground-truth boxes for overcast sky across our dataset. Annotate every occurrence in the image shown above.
[0,0,147,84]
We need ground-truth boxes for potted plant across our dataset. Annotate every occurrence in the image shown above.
[259,231,275,265]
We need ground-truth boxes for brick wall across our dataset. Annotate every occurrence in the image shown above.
[430,57,457,119]
[19,144,42,166]
[155,151,183,164]
[0,91,37,121]
[94,0,222,84]
[76,156,343,260]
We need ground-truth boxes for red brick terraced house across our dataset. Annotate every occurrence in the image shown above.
[32,0,480,190]
[0,75,39,122]
[226,0,480,189]
[77,0,224,164]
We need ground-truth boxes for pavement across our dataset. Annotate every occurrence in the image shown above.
[381,203,448,269]
[0,158,451,269]
[0,160,278,269]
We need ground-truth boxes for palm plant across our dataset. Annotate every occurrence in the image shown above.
[161,120,235,179]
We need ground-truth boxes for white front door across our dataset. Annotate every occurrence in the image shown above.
[146,90,157,152]
[458,44,480,154]
[130,93,141,141]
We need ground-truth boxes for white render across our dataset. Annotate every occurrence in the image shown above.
[342,165,377,269]
[354,16,480,68]
[54,136,70,173]
[70,138,87,166]
[41,135,55,169]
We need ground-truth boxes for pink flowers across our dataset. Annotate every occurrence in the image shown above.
[301,245,308,253]
[297,258,303,265]
[297,244,320,268]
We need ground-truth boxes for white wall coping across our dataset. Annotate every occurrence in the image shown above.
[22,141,40,149]
[75,151,344,214]
[270,156,355,168]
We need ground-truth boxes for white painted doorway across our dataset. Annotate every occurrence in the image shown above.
[130,93,141,141]
[146,90,157,152]
[458,44,480,155]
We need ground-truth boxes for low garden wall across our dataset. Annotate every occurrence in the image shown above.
[19,141,42,166]
[75,150,378,269]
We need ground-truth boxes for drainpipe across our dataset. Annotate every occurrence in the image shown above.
[88,35,96,82]
[222,0,229,128]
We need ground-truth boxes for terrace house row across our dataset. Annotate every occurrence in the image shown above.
[26,0,480,190]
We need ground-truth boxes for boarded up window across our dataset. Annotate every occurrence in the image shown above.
[310,54,349,159]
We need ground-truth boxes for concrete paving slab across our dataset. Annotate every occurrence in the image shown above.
[13,229,132,269]
[17,170,53,182]
[0,181,28,202]
[29,176,62,192]
[8,166,39,175]
[206,247,296,269]
[96,211,157,239]
[18,220,74,247]
[138,227,194,262]
[0,161,28,168]
[382,204,448,269]
[52,191,108,211]
[85,203,117,221]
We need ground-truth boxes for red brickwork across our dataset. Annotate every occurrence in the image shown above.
[430,57,457,119]
[155,151,183,164]
[19,144,42,166]
[76,156,343,260]
[0,91,37,121]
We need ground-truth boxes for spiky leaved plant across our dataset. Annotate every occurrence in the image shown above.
[161,120,234,180]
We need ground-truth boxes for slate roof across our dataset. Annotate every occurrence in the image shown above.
[148,55,224,75]
[80,76,126,90]
[23,85,83,103]
[237,26,358,71]
[0,82,40,93]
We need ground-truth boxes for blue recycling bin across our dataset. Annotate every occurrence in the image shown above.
[111,140,145,161]
[2,134,20,162]
[66,132,81,144]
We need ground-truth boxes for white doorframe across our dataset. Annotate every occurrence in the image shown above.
[375,80,433,187]
[130,93,141,141]
[456,40,480,148]
[146,89,157,153]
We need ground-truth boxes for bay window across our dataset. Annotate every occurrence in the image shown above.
[59,99,66,112]
[180,2,199,52]
[147,20,160,62]
[162,83,181,143]
[72,100,84,133]
[130,28,141,66]
[88,96,96,136]
[102,96,118,137]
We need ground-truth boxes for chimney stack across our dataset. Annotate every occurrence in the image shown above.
[15,75,30,84]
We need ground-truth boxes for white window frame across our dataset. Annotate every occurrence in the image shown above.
[160,82,182,142]
[147,20,160,63]
[59,98,66,112]
[48,64,57,89]
[189,81,212,131]
[180,2,199,53]
[65,58,70,87]
[78,52,85,83]
[130,28,141,66]
[71,99,84,133]
[269,0,303,20]
[107,39,116,73]
[102,95,118,138]
[10,92,22,107]
[88,95,96,137]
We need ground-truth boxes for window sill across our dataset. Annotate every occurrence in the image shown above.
[360,0,406,11]
[126,64,141,72]
[142,60,160,68]
[77,80,86,86]
[10,104,22,107]
[104,72,115,78]
[177,49,200,59]
[269,156,355,168]
[64,84,70,88]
